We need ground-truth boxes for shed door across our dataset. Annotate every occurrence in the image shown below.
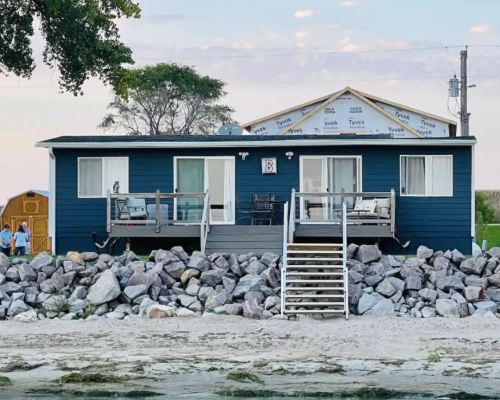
[29,217,50,255]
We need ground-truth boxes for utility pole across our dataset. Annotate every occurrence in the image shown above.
[460,48,469,136]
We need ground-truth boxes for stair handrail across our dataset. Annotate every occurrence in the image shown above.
[289,189,296,244]
[342,199,349,320]
[200,191,210,253]
[281,201,289,319]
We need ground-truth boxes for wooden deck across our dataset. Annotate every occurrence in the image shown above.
[109,224,200,238]
[294,224,393,238]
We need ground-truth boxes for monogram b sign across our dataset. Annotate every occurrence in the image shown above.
[261,158,277,174]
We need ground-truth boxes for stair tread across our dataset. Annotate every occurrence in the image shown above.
[286,294,345,298]
[286,272,344,276]
[285,310,345,314]
[286,287,345,291]
[287,258,343,262]
[285,302,344,306]
[285,265,344,269]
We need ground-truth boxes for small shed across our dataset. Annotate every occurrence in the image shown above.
[0,190,50,255]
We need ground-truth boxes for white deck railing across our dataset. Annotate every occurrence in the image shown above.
[281,201,289,319]
[342,200,349,320]
[288,189,296,244]
[200,191,211,253]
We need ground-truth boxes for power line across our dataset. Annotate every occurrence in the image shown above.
[0,75,498,89]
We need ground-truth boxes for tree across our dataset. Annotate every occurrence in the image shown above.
[475,192,495,245]
[99,63,235,135]
[0,0,141,97]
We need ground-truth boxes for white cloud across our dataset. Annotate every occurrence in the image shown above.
[470,24,491,33]
[294,10,319,19]
[213,37,224,43]
[295,31,311,39]
[341,43,361,52]
[376,39,412,48]
[341,1,357,6]
[232,42,255,49]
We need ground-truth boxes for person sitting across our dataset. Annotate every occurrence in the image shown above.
[13,225,28,256]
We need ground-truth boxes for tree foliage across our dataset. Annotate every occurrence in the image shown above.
[0,0,141,96]
[99,63,235,135]
[476,192,495,224]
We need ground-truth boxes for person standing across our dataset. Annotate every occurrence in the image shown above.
[13,225,28,256]
[1,224,12,257]
[22,222,31,255]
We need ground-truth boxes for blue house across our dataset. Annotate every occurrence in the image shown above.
[37,132,476,256]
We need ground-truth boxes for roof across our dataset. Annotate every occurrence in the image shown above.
[0,189,49,217]
[36,134,476,149]
[242,86,457,130]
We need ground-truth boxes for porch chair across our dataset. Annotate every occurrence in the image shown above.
[251,193,275,225]
[146,204,170,226]
[236,194,253,223]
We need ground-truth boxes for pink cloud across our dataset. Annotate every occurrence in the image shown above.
[341,43,361,52]
[295,31,311,39]
[213,37,224,43]
[232,42,255,49]
[470,24,491,33]
[341,1,358,6]
[294,10,319,19]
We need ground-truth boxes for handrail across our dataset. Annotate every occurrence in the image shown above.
[342,200,349,320]
[109,192,205,199]
[289,189,296,243]
[200,191,210,253]
[295,191,393,198]
[281,201,289,320]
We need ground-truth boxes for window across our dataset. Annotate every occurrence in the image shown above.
[400,155,453,197]
[78,157,129,198]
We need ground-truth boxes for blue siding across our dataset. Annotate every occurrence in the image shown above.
[54,145,472,255]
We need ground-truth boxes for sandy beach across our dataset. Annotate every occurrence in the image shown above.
[1,315,500,398]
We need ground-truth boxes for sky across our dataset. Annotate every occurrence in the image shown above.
[1,0,499,204]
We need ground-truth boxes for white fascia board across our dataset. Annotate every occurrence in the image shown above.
[36,139,476,149]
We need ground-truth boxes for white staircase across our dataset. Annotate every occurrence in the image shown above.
[281,202,349,319]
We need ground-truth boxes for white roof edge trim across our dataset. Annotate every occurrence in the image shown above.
[36,139,476,149]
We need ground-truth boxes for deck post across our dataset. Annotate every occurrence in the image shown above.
[155,190,161,233]
[340,189,345,232]
[390,189,396,233]
[106,190,111,233]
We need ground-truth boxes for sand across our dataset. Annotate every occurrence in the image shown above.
[1,315,500,398]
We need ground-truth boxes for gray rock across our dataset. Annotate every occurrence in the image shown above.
[176,307,198,318]
[264,295,280,310]
[187,255,211,272]
[246,261,267,275]
[69,287,87,302]
[434,257,451,271]
[472,309,497,318]
[436,275,465,292]
[7,300,29,317]
[474,300,497,313]
[460,257,487,276]
[376,279,397,297]
[81,252,99,262]
[487,247,500,259]
[348,283,363,306]
[222,276,237,293]
[260,267,279,289]
[224,303,243,315]
[200,268,226,287]
[346,243,359,259]
[70,299,85,313]
[410,309,422,318]
[86,270,121,305]
[488,274,500,288]
[164,261,186,279]
[139,298,158,317]
[5,267,20,283]
[365,299,394,317]
[422,306,436,318]
[19,264,37,282]
[61,272,77,287]
[464,286,482,303]
[198,287,217,302]
[355,245,381,264]
[386,277,405,292]
[78,266,98,278]
[417,245,433,260]
[126,269,150,287]
[227,254,243,277]
[171,246,189,262]
[238,253,254,264]
[206,290,229,310]
[40,279,56,294]
[364,274,383,286]
[242,299,263,319]
[465,276,488,289]
[178,295,197,308]
[233,275,266,298]
[406,276,422,291]
[124,284,148,300]
[486,287,500,302]
[30,252,53,271]
[436,299,460,318]
[106,311,125,320]
[450,249,465,265]
[260,252,279,267]
[186,284,200,297]
[357,293,379,314]
[349,270,364,284]
[245,290,265,303]
[419,288,438,303]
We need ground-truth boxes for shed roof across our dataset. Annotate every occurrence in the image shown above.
[0,189,49,217]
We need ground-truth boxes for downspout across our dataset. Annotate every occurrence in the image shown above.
[49,148,56,255]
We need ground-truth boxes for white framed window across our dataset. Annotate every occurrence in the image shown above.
[78,157,129,198]
[400,155,453,197]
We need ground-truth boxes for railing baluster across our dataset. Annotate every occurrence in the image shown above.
[106,190,111,233]
[155,190,160,233]
[342,200,349,320]
[281,201,289,319]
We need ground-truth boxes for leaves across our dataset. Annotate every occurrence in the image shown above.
[99,63,235,135]
[0,0,141,96]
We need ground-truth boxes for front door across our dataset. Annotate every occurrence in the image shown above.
[174,157,235,224]
[300,156,362,220]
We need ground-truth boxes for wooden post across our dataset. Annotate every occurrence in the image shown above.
[106,190,111,233]
[206,190,210,232]
[155,190,161,233]
[390,189,396,233]
[340,188,345,231]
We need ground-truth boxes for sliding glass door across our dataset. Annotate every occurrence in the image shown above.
[300,156,362,221]
[174,157,235,224]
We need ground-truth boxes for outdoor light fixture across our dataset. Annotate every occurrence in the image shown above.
[286,151,294,160]
[239,152,249,160]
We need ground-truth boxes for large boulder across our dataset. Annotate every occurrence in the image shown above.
[164,261,186,279]
[66,251,84,265]
[0,253,10,275]
[19,264,37,282]
[200,268,226,287]
[460,257,487,276]
[417,246,433,260]
[376,279,397,298]
[13,309,38,322]
[357,293,379,314]
[450,250,465,265]
[436,275,464,292]
[126,269,149,287]
[364,299,394,317]
[436,299,460,318]
[147,305,174,318]
[187,255,211,272]
[487,274,500,288]
[355,245,381,264]
[419,288,438,303]
[0,282,22,296]
[7,300,29,317]
[124,284,148,300]
[246,261,267,275]
[30,252,53,271]
[171,246,189,262]
[464,286,482,303]
[242,299,263,319]
[86,270,121,305]
[5,267,20,283]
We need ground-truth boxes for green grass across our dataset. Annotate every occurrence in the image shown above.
[484,225,500,249]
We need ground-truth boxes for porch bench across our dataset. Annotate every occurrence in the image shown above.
[346,198,391,220]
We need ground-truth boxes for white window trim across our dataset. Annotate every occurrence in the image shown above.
[399,155,453,197]
[173,156,236,225]
[77,157,129,199]
[299,155,363,223]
